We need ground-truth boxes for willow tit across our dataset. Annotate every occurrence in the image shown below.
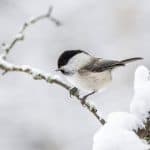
[57,50,143,102]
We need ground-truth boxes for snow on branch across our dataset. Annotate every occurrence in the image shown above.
[1,6,61,57]
[0,7,105,125]
[93,66,150,150]
[93,112,149,150]
[130,66,150,141]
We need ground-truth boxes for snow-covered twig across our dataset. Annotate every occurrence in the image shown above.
[0,56,105,125]
[0,7,105,125]
[1,6,61,57]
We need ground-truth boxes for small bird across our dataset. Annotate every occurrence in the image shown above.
[57,50,143,103]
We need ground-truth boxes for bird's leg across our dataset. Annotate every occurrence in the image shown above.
[69,87,79,98]
[81,91,96,105]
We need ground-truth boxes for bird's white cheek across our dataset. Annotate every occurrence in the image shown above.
[68,53,92,69]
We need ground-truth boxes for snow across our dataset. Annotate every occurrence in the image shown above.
[86,101,97,111]
[0,55,13,68]
[106,112,144,130]
[14,33,24,39]
[93,126,149,150]
[93,66,150,150]
[0,1,150,149]
[130,66,150,122]
[93,112,149,150]
[0,58,56,81]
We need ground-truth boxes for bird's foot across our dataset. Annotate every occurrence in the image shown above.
[80,97,87,105]
[69,87,79,98]
[80,91,96,105]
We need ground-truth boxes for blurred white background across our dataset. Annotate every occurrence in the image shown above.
[0,0,150,149]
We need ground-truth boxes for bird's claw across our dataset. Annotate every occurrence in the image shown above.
[81,97,86,106]
[80,94,89,106]
[69,87,79,98]
[80,91,96,105]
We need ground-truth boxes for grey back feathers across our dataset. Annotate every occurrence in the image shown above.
[83,57,143,72]
[83,59,125,72]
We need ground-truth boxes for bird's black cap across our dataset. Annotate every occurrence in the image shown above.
[57,50,84,68]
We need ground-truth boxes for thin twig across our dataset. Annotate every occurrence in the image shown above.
[1,6,61,56]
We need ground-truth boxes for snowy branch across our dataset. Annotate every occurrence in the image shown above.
[1,6,61,58]
[130,66,150,142]
[0,7,105,125]
[0,56,105,125]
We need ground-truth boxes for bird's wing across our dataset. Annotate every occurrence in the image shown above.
[81,59,125,72]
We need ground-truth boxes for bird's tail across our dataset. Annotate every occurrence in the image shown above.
[120,57,143,64]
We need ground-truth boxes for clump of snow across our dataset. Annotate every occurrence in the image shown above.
[0,56,13,68]
[130,65,150,122]
[14,33,24,39]
[93,112,149,150]
[93,124,149,150]
[93,66,150,150]
[107,112,144,131]
[52,74,62,81]
[21,65,52,77]
[86,101,97,111]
